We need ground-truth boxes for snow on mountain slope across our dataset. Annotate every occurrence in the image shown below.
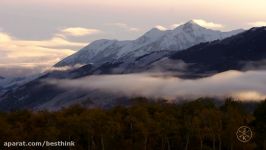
[0,75,41,97]
[55,20,243,67]
[3,27,266,111]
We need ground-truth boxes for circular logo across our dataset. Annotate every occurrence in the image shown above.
[236,126,252,143]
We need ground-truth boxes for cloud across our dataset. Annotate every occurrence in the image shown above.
[0,32,87,77]
[248,21,266,27]
[0,32,12,42]
[155,25,167,31]
[170,23,183,29]
[47,70,266,101]
[0,63,85,77]
[61,27,101,36]
[155,19,224,30]
[192,19,224,29]
[108,23,140,32]
[47,64,85,72]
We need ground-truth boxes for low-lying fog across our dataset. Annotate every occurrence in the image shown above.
[46,70,266,101]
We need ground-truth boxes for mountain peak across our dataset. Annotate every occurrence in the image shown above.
[148,27,161,32]
[187,20,198,24]
[181,20,204,29]
[55,20,243,67]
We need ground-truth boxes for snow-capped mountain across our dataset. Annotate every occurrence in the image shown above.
[55,20,243,67]
[2,26,266,111]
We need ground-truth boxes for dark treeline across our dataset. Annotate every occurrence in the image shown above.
[0,98,265,150]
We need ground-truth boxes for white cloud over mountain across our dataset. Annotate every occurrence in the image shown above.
[192,19,224,29]
[0,30,88,77]
[47,70,266,101]
[248,21,266,27]
[154,19,224,30]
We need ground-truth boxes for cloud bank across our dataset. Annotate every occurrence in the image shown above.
[46,70,266,101]
[0,29,90,77]
[61,27,101,36]
[108,22,140,32]
[248,21,266,27]
[192,19,224,29]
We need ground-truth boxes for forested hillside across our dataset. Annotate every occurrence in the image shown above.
[0,98,265,150]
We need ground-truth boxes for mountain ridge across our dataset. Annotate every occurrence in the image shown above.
[55,21,243,67]
[1,26,266,111]
[168,26,266,73]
